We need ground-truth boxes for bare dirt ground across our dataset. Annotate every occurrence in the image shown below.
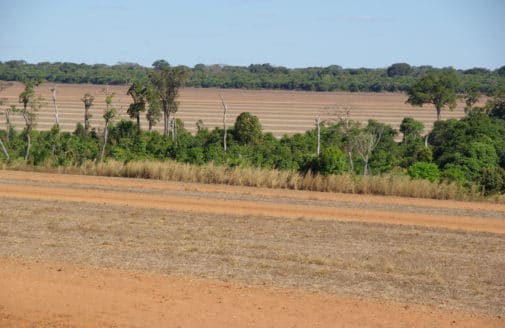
[2,258,502,328]
[0,82,473,137]
[1,170,504,327]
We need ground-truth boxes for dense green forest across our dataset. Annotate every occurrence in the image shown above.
[1,60,505,94]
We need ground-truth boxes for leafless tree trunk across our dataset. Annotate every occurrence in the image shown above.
[336,106,355,173]
[0,137,9,160]
[22,110,32,162]
[81,93,95,132]
[4,111,9,142]
[169,116,179,148]
[219,95,228,152]
[164,106,170,137]
[21,101,39,163]
[354,128,383,176]
[100,121,109,162]
[100,119,109,162]
[315,116,321,156]
[100,87,116,162]
[4,105,14,142]
[50,85,60,128]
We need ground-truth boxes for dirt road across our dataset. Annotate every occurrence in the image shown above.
[0,170,504,234]
[1,170,504,327]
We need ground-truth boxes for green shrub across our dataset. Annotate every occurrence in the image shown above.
[317,146,348,175]
[408,162,440,182]
[479,166,504,195]
[441,165,466,185]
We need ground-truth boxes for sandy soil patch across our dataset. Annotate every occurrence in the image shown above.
[1,258,503,328]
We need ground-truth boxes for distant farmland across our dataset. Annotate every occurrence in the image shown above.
[1,82,472,137]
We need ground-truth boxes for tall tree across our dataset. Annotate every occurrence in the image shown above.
[19,81,42,162]
[81,93,95,132]
[100,89,116,162]
[127,82,147,128]
[353,125,383,176]
[0,83,13,154]
[464,83,481,113]
[407,70,459,121]
[145,87,161,131]
[50,85,60,128]
[399,117,424,144]
[149,62,188,136]
[2,105,16,142]
[219,95,228,152]
[234,112,262,145]
[335,106,357,173]
[387,63,412,77]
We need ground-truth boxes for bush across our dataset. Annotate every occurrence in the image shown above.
[317,146,348,175]
[479,166,504,195]
[441,165,466,185]
[408,162,440,182]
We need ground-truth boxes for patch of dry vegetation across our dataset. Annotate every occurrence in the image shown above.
[0,198,504,316]
[3,159,495,202]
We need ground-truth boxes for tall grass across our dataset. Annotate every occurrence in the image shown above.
[3,158,493,202]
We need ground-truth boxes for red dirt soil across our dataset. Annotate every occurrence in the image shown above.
[1,170,504,234]
[1,170,504,327]
[1,257,502,328]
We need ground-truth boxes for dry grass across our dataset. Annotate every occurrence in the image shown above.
[3,159,489,202]
[1,197,504,316]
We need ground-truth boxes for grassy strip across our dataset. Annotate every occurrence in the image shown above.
[2,159,503,203]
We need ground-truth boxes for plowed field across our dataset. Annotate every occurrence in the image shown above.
[1,170,504,327]
[0,82,471,137]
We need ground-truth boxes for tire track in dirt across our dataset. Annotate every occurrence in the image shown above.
[0,171,504,234]
[2,170,504,213]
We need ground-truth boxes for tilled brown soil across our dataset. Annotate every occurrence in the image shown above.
[0,82,472,137]
[0,170,504,327]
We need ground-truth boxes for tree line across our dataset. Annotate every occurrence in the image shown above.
[1,60,504,94]
[1,70,504,196]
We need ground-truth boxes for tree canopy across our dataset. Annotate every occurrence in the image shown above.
[407,70,460,120]
[1,60,504,94]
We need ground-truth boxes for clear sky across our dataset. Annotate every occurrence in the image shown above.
[1,0,504,69]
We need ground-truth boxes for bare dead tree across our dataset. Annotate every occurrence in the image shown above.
[0,83,13,159]
[4,105,16,142]
[0,137,8,160]
[21,98,42,162]
[81,93,95,132]
[100,89,116,162]
[353,127,383,176]
[50,85,60,128]
[0,82,13,142]
[219,95,228,152]
[335,106,356,173]
[315,116,321,156]
[19,82,43,162]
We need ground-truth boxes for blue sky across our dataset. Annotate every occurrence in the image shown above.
[1,0,503,69]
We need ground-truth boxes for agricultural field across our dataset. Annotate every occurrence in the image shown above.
[0,82,472,137]
[1,170,504,327]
